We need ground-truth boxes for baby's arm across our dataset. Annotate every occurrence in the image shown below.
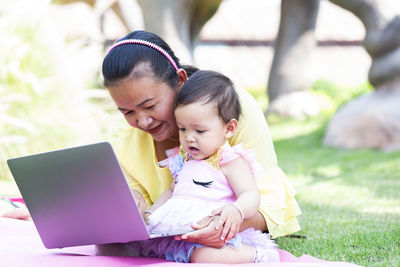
[143,181,175,223]
[216,157,260,241]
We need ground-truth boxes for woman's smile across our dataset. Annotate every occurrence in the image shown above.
[147,123,163,135]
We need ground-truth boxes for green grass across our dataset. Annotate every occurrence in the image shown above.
[270,118,400,266]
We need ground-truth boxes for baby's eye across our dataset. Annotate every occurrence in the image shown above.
[196,130,206,134]
[178,128,186,132]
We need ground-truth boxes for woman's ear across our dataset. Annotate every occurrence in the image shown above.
[224,119,238,139]
[176,69,188,92]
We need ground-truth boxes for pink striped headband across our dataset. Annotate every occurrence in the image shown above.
[107,39,179,71]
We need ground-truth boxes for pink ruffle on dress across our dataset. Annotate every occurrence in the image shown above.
[147,143,279,262]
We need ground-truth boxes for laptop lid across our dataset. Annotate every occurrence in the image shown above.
[7,142,153,248]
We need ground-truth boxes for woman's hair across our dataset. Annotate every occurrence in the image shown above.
[102,31,197,89]
[176,70,241,122]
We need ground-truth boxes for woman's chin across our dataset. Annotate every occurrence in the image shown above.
[151,130,174,143]
[151,134,167,142]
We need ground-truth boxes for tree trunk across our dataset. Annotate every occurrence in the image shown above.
[189,0,221,46]
[324,0,400,151]
[136,0,222,64]
[266,0,320,119]
[328,0,400,87]
[113,0,144,31]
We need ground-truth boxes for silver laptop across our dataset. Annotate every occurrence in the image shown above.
[7,142,192,249]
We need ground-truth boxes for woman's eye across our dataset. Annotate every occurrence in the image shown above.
[145,105,155,110]
[124,110,134,116]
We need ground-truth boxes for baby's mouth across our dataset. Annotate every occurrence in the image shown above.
[188,146,200,155]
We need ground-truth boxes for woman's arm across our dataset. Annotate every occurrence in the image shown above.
[239,210,267,232]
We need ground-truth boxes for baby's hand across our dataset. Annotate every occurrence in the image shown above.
[210,203,243,242]
[143,212,151,225]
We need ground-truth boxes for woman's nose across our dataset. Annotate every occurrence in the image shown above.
[137,112,153,129]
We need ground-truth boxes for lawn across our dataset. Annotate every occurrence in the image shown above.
[270,117,400,266]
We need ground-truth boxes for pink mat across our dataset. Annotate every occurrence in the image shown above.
[0,217,361,266]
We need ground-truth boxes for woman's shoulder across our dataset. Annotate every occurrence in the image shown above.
[111,127,148,147]
[230,87,272,148]
[109,122,153,161]
[236,87,261,112]
[236,87,266,127]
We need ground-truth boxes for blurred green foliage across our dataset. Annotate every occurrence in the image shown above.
[0,1,118,180]
[310,79,373,114]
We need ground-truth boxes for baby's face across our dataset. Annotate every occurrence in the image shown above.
[174,102,229,160]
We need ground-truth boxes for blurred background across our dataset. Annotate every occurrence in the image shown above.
[0,0,374,178]
[1,0,399,265]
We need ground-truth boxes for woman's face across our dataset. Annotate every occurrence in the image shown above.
[108,75,180,142]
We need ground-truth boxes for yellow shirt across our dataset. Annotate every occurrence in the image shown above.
[111,88,301,238]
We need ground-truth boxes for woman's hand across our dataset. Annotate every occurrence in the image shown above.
[174,215,226,248]
[1,206,31,221]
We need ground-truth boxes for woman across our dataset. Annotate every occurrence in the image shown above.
[101,30,301,248]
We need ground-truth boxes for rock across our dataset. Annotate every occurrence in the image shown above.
[266,91,321,120]
[323,79,400,151]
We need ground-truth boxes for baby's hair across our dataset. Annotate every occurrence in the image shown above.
[176,70,241,122]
